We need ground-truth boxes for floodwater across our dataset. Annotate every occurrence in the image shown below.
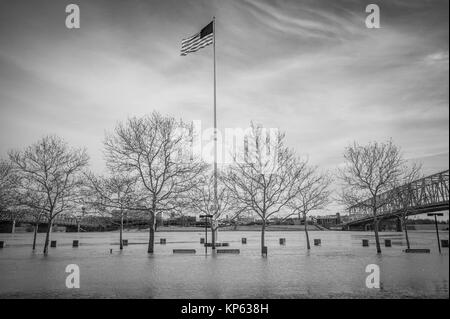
[0,230,448,298]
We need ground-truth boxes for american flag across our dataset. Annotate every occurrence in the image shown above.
[181,21,214,56]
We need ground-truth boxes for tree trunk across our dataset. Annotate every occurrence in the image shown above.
[373,217,382,254]
[32,222,39,251]
[43,220,52,255]
[261,220,266,255]
[147,210,155,253]
[304,213,311,250]
[77,221,80,233]
[403,216,411,249]
[11,219,16,234]
[119,213,124,250]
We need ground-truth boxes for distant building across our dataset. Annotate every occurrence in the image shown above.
[161,215,196,227]
[235,215,258,224]
[313,213,341,228]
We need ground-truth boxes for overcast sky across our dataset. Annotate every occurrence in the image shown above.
[0,0,448,184]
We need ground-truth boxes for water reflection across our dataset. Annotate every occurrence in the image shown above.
[0,230,448,298]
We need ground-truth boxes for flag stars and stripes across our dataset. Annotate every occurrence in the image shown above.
[181,21,214,56]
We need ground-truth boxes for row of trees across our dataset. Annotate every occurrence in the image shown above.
[0,112,422,255]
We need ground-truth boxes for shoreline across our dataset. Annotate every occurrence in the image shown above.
[150,225,325,232]
[125,225,450,233]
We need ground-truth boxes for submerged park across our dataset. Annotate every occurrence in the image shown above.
[0,112,448,299]
[0,0,449,301]
[0,229,448,298]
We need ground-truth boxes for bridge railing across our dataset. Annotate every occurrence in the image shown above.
[346,170,449,223]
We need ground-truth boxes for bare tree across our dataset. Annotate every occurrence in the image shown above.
[187,169,246,248]
[0,160,19,228]
[9,135,89,254]
[84,173,140,249]
[289,167,332,249]
[390,162,423,249]
[338,139,404,254]
[2,165,46,246]
[222,123,307,255]
[104,112,206,253]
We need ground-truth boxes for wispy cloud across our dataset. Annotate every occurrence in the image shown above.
[0,0,448,179]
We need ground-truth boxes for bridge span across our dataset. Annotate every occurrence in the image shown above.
[340,170,449,231]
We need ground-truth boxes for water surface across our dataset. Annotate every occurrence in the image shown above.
[0,230,448,298]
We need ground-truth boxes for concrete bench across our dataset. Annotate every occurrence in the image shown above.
[173,249,196,254]
[217,249,240,254]
[404,249,430,253]
[201,243,229,248]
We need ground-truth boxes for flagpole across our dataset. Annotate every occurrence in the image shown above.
[213,16,217,250]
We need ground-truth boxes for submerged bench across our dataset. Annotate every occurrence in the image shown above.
[404,248,430,253]
[204,242,230,247]
[173,249,196,254]
[217,249,240,254]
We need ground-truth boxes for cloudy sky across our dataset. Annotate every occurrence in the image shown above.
[0,0,448,181]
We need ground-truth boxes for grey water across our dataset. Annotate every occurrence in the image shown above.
[0,230,448,298]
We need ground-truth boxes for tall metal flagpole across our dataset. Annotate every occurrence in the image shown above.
[212,16,218,250]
